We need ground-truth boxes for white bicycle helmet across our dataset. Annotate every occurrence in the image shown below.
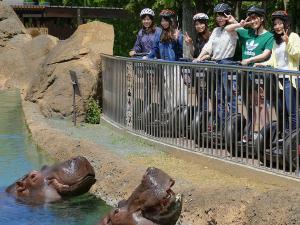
[140,8,155,18]
[193,13,209,21]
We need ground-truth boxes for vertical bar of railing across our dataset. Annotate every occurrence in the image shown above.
[117,60,121,124]
[229,67,233,159]
[257,72,261,167]
[289,73,293,173]
[251,71,255,165]
[263,71,267,168]
[223,67,229,158]
[121,60,125,126]
[175,64,179,145]
[296,74,299,176]
[240,70,244,162]
[269,71,273,170]
[111,58,114,120]
[276,74,280,171]
[233,68,238,160]
[157,64,162,139]
[283,75,286,172]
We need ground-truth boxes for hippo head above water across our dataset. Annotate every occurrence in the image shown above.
[99,167,182,225]
[6,156,96,204]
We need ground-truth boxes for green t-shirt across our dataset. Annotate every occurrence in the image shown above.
[237,28,274,61]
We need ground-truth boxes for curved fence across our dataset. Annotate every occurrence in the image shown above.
[101,54,300,179]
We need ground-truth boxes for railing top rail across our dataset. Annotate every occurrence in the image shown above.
[101,54,300,77]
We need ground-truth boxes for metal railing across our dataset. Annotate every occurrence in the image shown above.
[102,54,300,179]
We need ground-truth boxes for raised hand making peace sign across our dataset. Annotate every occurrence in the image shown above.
[239,16,254,27]
[224,13,237,24]
[282,28,289,43]
[184,32,193,46]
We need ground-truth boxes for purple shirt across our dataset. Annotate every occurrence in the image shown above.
[132,27,162,54]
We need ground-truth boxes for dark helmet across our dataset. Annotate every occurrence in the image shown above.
[159,9,176,18]
[271,10,288,22]
[213,3,232,15]
[247,6,265,17]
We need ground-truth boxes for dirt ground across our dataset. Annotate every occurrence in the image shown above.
[22,99,300,225]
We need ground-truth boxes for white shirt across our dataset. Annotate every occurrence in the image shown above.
[275,42,289,70]
[202,27,238,60]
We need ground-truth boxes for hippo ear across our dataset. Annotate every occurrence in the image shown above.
[16,181,26,192]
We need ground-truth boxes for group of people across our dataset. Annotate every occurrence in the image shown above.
[129,3,300,131]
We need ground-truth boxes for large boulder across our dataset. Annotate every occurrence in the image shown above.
[0,34,58,90]
[25,21,114,120]
[0,2,27,48]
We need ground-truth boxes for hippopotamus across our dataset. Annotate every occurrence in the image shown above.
[6,156,96,204]
[98,167,182,225]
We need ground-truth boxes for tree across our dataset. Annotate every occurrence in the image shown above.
[48,0,299,55]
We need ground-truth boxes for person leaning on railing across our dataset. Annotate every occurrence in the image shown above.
[147,9,183,61]
[255,11,300,130]
[129,8,162,57]
[192,3,238,125]
[225,6,274,66]
[184,13,211,59]
[224,6,274,133]
[193,3,238,62]
[146,9,186,112]
[183,13,211,109]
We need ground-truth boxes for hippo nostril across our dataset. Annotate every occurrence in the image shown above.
[113,208,120,215]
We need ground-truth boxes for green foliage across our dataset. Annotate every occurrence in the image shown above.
[48,0,300,54]
[100,18,139,56]
[86,98,101,124]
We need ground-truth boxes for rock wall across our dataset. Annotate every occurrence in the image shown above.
[0,2,114,121]
[0,2,27,48]
[25,22,114,120]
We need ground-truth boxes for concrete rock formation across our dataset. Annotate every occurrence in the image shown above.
[26,21,114,120]
[0,2,114,121]
[0,2,27,48]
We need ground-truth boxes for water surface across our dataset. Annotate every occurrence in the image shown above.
[0,90,110,225]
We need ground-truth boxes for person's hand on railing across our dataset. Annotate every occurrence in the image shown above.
[253,63,273,69]
[240,58,252,66]
[129,51,136,57]
[253,63,264,67]
[131,52,150,59]
[192,58,200,63]
[193,55,211,63]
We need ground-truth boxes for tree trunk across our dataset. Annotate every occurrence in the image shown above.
[289,0,300,33]
[233,0,241,21]
[182,0,195,58]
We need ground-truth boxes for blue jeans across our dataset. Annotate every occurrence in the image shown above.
[284,78,300,130]
[217,71,237,123]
